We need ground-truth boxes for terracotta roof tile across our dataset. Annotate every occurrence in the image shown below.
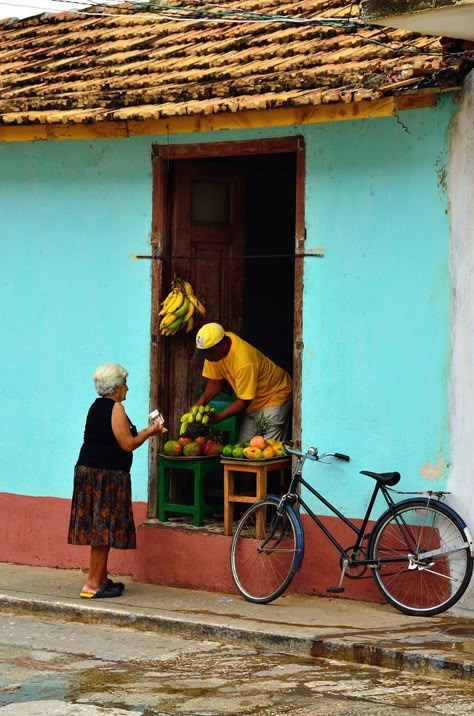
[0,0,470,126]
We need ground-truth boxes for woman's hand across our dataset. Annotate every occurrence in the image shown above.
[112,402,166,452]
[147,422,166,436]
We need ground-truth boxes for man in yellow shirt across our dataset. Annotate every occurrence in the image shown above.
[194,322,292,442]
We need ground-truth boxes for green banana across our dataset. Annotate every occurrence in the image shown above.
[174,296,190,318]
[160,312,177,329]
[167,315,184,332]
[180,421,190,436]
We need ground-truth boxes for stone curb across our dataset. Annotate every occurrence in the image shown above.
[1,595,473,680]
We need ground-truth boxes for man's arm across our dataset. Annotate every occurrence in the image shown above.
[209,397,250,424]
[196,379,224,406]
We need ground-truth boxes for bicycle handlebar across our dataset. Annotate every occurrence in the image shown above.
[283,444,350,462]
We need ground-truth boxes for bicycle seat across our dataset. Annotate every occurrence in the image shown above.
[360,470,401,486]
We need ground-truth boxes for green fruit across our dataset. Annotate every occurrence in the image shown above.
[222,445,234,457]
[167,315,184,331]
[179,421,190,436]
[163,440,182,456]
[183,441,203,457]
[232,446,244,459]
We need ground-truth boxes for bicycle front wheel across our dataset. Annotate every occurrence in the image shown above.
[230,499,302,604]
[369,499,473,616]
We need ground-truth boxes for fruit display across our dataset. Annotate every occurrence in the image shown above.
[179,404,215,436]
[159,277,206,336]
[222,435,285,460]
[162,436,224,458]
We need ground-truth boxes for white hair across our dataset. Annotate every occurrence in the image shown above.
[92,363,128,396]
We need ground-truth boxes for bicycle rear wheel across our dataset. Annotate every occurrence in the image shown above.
[230,499,302,604]
[369,499,473,616]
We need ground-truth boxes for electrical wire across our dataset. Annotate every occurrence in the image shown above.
[0,0,366,25]
[5,0,471,61]
[3,0,468,60]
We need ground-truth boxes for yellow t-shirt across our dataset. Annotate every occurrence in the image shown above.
[202,332,292,413]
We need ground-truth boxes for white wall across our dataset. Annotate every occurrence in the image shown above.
[449,70,474,613]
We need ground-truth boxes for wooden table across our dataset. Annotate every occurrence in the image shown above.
[221,457,291,536]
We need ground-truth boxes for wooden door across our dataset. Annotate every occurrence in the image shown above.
[167,160,246,434]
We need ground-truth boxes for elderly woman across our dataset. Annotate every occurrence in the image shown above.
[68,363,164,599]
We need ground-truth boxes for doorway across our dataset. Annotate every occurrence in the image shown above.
[149,137,304,517]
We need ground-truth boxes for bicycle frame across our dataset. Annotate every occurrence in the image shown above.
[283,455,415,567]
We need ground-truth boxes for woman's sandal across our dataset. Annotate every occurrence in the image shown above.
[80,583,122,599]
[107,578,125,591]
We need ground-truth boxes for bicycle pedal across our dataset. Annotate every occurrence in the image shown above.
[326,586,345,593]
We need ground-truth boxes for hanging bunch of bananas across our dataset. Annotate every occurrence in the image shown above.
[159,277,206,336]
[179,404,216,435]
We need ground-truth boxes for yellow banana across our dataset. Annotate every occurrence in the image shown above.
[182,300,194,324]
[160,312,177,329]
[174,296,190,318]
[159,291,177,315]
[165,290,185,315]
[159,291,178,316]
[183,281,194,296]
[189,293,206,316]
[180,412,193,423]
[185,316,194,333]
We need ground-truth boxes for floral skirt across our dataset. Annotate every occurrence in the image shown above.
[67,465,136,549]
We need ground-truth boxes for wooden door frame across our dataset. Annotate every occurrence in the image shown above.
[149,136,305,518]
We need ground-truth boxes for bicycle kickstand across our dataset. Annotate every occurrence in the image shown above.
[326,557,348,594]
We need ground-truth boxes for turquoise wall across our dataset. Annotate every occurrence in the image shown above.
[301,96,454,515]
[0,140,154,500]
[0,96,455,508]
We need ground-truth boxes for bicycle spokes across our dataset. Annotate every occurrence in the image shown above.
[230,500,302,604]
[370,501,473,616]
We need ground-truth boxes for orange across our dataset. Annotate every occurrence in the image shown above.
[262,446,275,459]
[249,435,266,449]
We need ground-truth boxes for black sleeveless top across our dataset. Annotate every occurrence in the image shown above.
[77,397,138,472]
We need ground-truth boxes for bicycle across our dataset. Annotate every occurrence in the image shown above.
[230,444,474,616]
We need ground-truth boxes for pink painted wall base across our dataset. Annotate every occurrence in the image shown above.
[0,492,382,603]
[0,492,144,575]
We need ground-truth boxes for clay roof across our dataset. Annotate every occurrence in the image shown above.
[0,0,469,126]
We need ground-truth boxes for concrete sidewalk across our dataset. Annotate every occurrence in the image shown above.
[0,562,474,680]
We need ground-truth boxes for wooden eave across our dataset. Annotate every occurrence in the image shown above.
[0,90,444,142]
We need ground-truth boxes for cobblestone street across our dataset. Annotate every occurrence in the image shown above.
[1,614,474,715]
